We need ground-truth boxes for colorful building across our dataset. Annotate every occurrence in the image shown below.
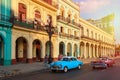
[0,0,13,65]
[80,18,115,59]
[11,0,58,64]
[0,0,115,66]
[57,0,81,58]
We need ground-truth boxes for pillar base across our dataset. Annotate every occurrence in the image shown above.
[52,58,58,61]
[3,59,11,66]
[12,59,17,64]
[27,58,33,63]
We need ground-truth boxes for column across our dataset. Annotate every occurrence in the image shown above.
[89,45,92,58]
[27,39,33,63]
[84,44,87,59]
[96,46,99,57]
[65,43,67,56]
[93,45,95,58]
[77,44,80,59]
[11,37,16,64]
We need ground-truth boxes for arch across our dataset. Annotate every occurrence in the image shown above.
[67,43,72,56]
[32,39,42,62]
[0,36,4,65]
[15,37,28,63]
[45,41,53,57]
[59,42,65,55]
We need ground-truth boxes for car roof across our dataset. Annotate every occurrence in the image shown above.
[62,56,76,58]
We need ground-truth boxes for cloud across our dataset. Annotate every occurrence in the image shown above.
[78,0,110,13]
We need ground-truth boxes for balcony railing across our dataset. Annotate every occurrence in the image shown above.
[13,17,58,34]
[0,14,13,27]
[59,32,79,40]
[0,14,11,22]
[57,15,80,28]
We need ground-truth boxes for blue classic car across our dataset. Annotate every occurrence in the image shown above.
[50,56,83,72]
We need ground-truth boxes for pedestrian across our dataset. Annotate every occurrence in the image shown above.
[44,54,48,67]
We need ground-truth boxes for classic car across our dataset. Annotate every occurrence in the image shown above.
[91,60,107,69]
[50,56,83,72]
[91,57,115,69]
[100,57,115,67]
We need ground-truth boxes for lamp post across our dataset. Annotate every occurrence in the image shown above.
[45,16,55,64]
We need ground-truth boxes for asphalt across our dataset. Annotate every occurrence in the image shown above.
[0,56,118,78]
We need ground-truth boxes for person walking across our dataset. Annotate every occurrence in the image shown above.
[44,54,48,68]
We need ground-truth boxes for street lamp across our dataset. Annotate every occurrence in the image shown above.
[45,16,55,64]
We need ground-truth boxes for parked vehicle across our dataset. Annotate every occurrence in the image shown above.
[100,57,115,67]
[91,57,115,69]
[50,56,83,72]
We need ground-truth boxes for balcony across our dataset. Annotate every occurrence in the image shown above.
[14,17,46,32]
[0,14,12,27]
[59,32,69,38]
[74,36,80,40]
[57,15,80,28]
[13,17,58,34]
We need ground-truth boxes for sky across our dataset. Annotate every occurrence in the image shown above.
[73,0,120,44]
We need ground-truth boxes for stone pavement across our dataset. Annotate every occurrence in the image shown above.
[0,62,49,78]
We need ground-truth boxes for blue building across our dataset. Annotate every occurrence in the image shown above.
[0,0,12,66]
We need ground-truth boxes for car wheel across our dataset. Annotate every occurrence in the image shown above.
[52,70,56,72]
[63,67,68,73]
[104,64,107,69]
[78,65,81,69]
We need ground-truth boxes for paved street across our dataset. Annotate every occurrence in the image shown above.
[2,58,120,80]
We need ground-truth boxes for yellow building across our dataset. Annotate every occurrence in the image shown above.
[11,0,58,64]
[10,0,115,65]
[80,18,115,59]
[57,0,81,58]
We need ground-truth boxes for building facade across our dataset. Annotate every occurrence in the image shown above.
[57,0,81,58]
[0,0,115,66]
[80,18,115,59]
[11,0,58,64]
[0,0,13,65]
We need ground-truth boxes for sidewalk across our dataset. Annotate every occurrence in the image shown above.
[0,62,48,78]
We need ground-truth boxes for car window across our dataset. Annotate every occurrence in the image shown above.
[62,58,69,61]
[71,58,77,61]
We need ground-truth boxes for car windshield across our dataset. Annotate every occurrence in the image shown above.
[62,58,69,61]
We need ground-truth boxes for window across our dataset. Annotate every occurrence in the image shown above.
[60,27,64,33]
[74,31,77,36]
[46,15,52,25]
[95,33,97,39]
[18,3,26,22]
[87,29,89,37]
[35,10,41,20]
[91,31,93,38]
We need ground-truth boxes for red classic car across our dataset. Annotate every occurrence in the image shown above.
[91,57,115,69]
